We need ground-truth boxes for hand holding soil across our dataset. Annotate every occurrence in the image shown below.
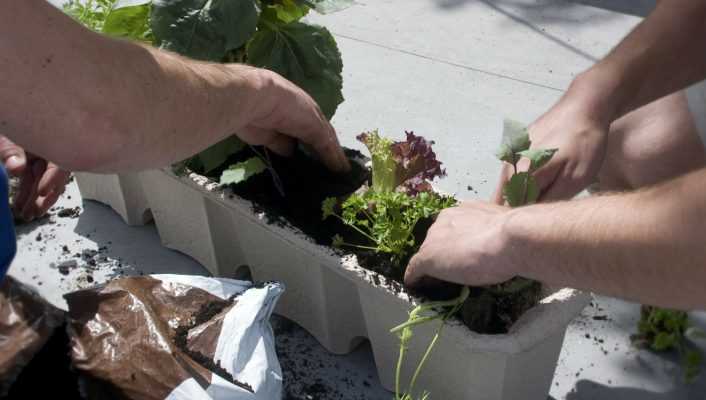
[236,70,350,174]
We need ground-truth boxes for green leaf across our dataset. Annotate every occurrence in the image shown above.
[196,136,246,174]
[151,0,260,61]
[685,349,702,382]
[308,0,356,14]
[332,234,344,248]
[103,0,154,42]
[321,197,337,220]
[652,332,677,351]
[503,172,539,207]
[502,119,531,153]
[64,0,118,31]
[219,157,267,185]
[518,148,558,172]
[267,0,310,23]
[495,143,516,165]
[247,20,343,119]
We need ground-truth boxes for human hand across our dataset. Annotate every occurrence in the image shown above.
[404,201,518,289]
[492,90,610,204]
[236,68,350,173]
[0,136,71,221]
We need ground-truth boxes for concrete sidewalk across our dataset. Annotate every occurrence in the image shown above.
[19,0,705,399]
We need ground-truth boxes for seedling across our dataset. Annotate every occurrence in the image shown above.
[632,306,705,382]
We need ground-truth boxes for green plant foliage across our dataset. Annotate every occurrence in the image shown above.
[103,0,153,42]
[324,190,455,261]
[633,306,703,382]
[390,287,470,400]
[219,157,267,185]
[247,13,343,119]
[151,0,260,61]
[496,119,556,207]
[64,0,117,31]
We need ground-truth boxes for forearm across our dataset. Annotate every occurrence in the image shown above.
[506,168,706,310]
[567,0,706,124]
[2,0,267,172]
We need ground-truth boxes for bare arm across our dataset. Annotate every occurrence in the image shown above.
[406,169,706,310]
[507,169,706,310]
[0,0,347,173]
[494,0,706,202]
[577,0,706,120]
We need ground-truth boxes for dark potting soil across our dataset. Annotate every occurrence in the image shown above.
[205,147,541,334]
[173,296,254,393]
[3,325,82,400]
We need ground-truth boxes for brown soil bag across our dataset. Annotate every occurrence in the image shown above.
[66,274,283,400]
[0,276,64,396]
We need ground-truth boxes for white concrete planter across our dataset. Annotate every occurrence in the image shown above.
[137,168,590,400]
[74,172,152,226]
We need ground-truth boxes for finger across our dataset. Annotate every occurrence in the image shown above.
[530,156,562,192]
[37,165,70,197]
[20,159,46,221]
[306,123,350,173]
[35,190,62,217]
[491,165,512,204]
[0,136,26,176]
[538,173,581,202]
[404,252,427,288]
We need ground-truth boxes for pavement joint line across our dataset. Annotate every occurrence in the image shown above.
[333,33,565,93]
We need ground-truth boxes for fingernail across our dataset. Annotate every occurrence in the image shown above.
[5,156,21,171]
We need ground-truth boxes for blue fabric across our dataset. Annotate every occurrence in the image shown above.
[0,165,16,282]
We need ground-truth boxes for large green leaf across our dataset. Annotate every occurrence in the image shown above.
[503,172,539,207]
[151,0,260,61]
[103,0,154,42]
[246,19,343,119]
[220,157,267,185]
[307,0,355,14]
[518,148,558,172]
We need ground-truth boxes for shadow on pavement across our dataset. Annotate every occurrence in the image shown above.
[566,379,704,400]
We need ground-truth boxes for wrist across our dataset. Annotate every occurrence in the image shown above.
[565,65,627,126]
[500,205,550,280]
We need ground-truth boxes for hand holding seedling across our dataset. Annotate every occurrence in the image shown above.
[492,92,608,203]
[0,136,70,221]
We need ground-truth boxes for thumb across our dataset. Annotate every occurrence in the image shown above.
[0,135,26,176]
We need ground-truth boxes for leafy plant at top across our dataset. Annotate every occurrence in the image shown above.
[322,131,453,263]
[247,7,343,119]
[64,0,349,182]
[632,306,705,382]
[151,0,260,62]
[497,119,557,207]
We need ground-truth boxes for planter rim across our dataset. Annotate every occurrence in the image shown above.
[160,167,591,355]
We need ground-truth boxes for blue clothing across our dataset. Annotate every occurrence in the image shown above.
[0,165,16,281]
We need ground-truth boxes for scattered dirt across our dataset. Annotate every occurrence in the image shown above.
[57,206,81,218]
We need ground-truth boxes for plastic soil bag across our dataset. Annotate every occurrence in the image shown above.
[0,276,65,396]
[65,275,284,400]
